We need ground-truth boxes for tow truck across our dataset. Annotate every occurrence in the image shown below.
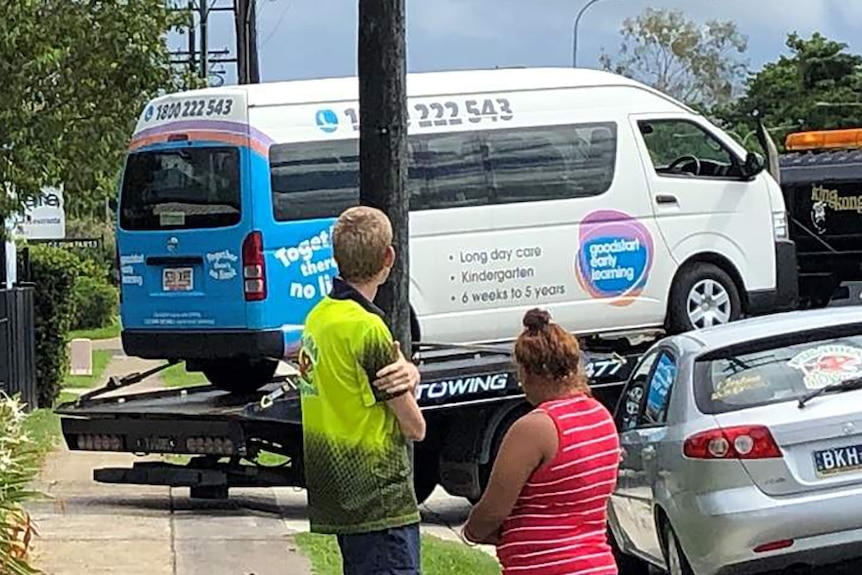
[781,128,862,308]
[56,335,652,504]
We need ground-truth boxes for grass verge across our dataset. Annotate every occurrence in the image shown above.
[23,392,78,467]
[64,349,113,389]
[69,319,121,341]
[162,363,208,388]
[295,532,501,575]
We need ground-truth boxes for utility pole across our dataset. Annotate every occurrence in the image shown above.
[187,1,197,76]
[235,0,261,83]
[357,0,411,354]
[199,0,209,79]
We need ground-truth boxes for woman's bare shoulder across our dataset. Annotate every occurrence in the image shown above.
[506,409,559,456]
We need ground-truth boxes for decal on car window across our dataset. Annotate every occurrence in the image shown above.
[787,344,862,389]
[711,373,766,401]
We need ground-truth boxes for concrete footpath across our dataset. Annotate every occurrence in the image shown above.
[27,444,312,575]
[27,343,490,574]
[26,443,487,575]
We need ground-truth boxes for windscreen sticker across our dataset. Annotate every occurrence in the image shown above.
[159,211,186,227]
[575,210,653,307]
[711,374,766,401]
[787,344,862,389]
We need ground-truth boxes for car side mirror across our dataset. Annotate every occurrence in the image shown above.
[741,151,765,180]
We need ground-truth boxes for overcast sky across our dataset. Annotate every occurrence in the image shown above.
[183,0,862,86]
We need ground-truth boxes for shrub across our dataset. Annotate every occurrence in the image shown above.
[0,394,41,574]
[70,276,118,331]
[65,216,116,285]
[24,246,81,408]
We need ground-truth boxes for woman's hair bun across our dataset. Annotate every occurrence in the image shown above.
[523,308,552,331]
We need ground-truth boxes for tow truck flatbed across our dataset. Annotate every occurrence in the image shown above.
[56,340,649,502]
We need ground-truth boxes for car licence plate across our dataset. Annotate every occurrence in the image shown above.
[813,444,862,476]
[162,268,193,292]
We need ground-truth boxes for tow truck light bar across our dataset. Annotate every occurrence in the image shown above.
[785,128,862,152]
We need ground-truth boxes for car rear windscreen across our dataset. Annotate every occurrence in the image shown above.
[120,147,241,231]
[695,330,862,414]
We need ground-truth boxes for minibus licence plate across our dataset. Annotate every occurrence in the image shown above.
[163,268,193,292]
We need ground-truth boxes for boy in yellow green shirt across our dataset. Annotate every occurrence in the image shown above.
[298,206,426,574]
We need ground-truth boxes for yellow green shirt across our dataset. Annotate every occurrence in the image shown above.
[298,278,420,534]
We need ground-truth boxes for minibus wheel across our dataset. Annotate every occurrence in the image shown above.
[202,358,279,394]
[667,263,741,334]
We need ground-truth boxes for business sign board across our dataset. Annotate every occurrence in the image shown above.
[7,187,66,240]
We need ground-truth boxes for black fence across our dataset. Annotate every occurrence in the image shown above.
[0,287,38,411]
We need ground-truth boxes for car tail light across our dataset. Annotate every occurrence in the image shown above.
[683,425,782,460]
[242,231,266,301]
[754,539,793,553]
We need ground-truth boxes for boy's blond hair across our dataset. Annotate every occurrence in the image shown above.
[332,206,393,283]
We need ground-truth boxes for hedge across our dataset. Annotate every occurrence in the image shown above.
[25,246,81,407]
[70,275,118,331]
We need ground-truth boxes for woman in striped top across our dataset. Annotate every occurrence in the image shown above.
[462,308,621,575]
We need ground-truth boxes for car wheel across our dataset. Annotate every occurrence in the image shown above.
[664,524,694,575]
[202,357,279,394]
[668,263,741,334]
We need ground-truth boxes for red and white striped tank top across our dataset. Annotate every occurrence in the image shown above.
[497,394,621,575]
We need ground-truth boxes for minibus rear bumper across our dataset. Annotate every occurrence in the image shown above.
[121,329,285,361]
[747,239,799,315]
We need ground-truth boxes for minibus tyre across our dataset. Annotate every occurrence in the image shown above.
[667,263,740,334]
[202,358,279,394]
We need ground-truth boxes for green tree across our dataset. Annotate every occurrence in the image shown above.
[0,0,196,232]
[715,32,862,150]
[600,7,749,109]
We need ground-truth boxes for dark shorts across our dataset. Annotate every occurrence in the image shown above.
[337,523,421,575]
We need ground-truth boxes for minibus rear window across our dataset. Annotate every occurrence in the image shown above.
[119,147,241,231]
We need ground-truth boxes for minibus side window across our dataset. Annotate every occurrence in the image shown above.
[270,140,428,221]
[638,120,743,180]
[484,123,616,204]
[412,132,487,211]
[270,140,360,221]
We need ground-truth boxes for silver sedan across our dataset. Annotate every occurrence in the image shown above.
[608,307,862,575]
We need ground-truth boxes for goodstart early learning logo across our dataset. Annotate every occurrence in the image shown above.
[575,210,654,306]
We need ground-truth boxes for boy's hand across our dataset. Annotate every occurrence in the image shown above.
[373,341,420,396]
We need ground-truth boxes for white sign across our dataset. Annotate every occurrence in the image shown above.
[8,186,66,240]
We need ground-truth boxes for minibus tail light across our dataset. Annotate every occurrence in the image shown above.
[242,231,266,301]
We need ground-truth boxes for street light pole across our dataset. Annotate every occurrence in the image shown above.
[572,0,608,68]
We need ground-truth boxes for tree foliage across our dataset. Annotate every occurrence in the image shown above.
[715,32,862,150]
[600,7,749,109]
[0,0,195,231]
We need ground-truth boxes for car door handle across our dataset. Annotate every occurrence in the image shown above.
[655,194,678,205]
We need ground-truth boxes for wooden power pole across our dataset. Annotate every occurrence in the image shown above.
[235,0,260,84]
[357,0,411,355]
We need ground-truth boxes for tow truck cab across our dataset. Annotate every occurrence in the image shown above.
[780,128,862,307]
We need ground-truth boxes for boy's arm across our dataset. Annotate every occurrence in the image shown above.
[358,324,426,442]
[384,386,426,442]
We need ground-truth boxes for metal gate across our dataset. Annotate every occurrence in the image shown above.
[0,287,37,411]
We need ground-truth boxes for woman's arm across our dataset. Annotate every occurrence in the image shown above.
[462,410,558,545]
